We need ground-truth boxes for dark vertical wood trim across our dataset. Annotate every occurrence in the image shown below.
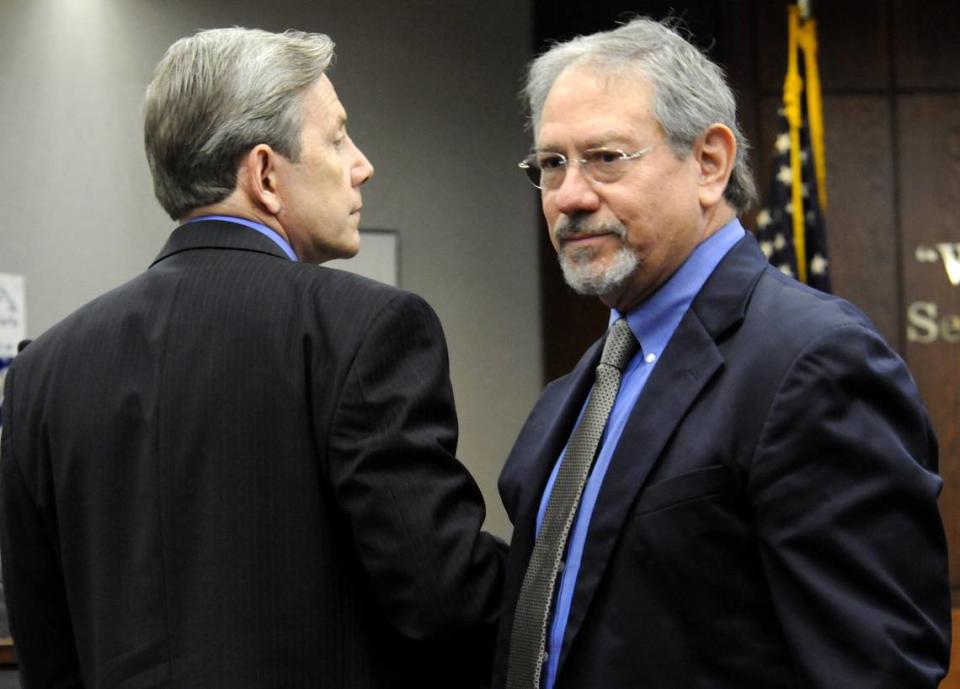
[750,0,764,195]
[888,0,906,353]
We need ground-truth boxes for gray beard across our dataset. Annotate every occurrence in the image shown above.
[559,245,638,296]
[555,218,638,296]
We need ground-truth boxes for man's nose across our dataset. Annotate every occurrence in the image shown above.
[551,164,601,216]
[350,138,374,186]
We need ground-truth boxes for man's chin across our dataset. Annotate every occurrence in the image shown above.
[559,248,638,297]
[304,241,359,265]
[340,239,361,260]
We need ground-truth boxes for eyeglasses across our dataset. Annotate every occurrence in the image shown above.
[518,146,655,189]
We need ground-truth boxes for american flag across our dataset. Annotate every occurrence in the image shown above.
[755,107,831,293]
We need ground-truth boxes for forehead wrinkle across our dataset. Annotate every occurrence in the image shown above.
[535,129,640,153]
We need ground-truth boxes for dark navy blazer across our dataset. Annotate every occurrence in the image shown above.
[495,233,951,689]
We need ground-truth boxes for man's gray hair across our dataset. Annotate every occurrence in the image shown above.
[524,17,757,213]
[144,28,335,220]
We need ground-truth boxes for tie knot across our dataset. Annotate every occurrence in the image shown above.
[600,318,638,371]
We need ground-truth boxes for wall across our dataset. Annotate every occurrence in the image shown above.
[0,0,540,538]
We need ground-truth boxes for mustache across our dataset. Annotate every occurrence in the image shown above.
[554,216,628,242]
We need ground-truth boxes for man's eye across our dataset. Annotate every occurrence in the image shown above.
[537,155,566,170]
[587,150,623,165]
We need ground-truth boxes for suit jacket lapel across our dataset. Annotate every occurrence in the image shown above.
[556,234,768,671]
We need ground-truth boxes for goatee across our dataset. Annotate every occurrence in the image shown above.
[554,217,638,296]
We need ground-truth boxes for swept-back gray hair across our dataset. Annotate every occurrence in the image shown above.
[144,28,335,220]
[524,17,757,212]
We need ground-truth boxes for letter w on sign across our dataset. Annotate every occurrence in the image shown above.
[937,243,960,286]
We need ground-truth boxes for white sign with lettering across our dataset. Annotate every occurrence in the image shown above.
[0,274,26,358]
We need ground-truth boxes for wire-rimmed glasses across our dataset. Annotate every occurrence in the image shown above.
[518,146,654,190]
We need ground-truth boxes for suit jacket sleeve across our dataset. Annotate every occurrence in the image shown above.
[324,291,506,643]
[0,364,84,689]
[749,322,950,688]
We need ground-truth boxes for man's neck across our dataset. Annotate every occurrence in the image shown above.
[181,197,288,242]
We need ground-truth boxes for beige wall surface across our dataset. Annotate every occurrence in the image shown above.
[0,0,541,537]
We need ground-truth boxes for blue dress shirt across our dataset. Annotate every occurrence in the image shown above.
[185,215,297,261]
[535,219,746,689]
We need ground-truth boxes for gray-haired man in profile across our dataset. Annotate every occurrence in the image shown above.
[1,27,504,689]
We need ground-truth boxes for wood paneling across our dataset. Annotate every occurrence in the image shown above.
[893,0,960,89]
[944,609,960,689]
[756,90,899,363]
[715,1,759,157]
[897,95,960,601]
[757,0,889,93]
[822,96,900,344]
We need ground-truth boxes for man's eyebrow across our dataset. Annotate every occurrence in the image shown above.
[533,132,636,153]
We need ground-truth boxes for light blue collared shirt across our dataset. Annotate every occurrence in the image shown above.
[185,215,297,261]
[535,219,746,689]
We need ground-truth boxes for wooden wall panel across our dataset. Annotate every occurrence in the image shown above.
[753,94,899,346]
[897,95,960,602]
[821,96,900,345]
[713,1,758,148]
[757,0,889,93]
[893,0,960,89]
[945,609,960,689]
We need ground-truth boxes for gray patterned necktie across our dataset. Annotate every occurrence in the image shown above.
[505,318,639,689]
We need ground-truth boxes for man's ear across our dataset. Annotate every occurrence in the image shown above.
[695,123,736,208]
[239,144,283,216]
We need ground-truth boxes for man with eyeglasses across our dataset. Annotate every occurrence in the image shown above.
[494,17,950,689]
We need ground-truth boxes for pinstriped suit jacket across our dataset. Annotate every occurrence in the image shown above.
[1,220,505,688]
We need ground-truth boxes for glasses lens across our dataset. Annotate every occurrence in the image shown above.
[520,159,542,188]
[583,149,627,184]
[536,153,566,189]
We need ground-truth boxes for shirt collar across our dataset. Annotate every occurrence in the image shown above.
[185,215,298,261]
